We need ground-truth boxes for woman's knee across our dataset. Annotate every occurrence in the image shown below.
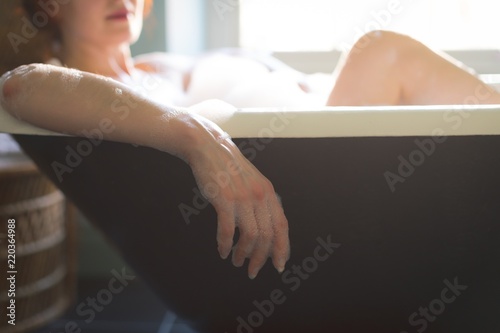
[346,30,420,65]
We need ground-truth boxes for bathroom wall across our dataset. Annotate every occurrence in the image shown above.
[131,0,168,55]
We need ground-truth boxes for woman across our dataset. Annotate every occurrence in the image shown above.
[1,0,500,281]
[0,0,290,281]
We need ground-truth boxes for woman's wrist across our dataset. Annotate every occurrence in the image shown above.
[151,108,214,164]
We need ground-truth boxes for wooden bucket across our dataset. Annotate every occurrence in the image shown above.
[0,154,76,333]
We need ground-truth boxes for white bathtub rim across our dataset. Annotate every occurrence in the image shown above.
[222,104,500,138]
[1,104,500,139]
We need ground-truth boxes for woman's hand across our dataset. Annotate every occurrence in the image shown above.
[179,110,290,280]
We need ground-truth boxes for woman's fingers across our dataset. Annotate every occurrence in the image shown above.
[207,161,290,278]
[214,168,290,278]
[247,197,274,279]
[228,183,289,279]
[231,206,259,268]
[269,195,290,273]
[216,206,235,260]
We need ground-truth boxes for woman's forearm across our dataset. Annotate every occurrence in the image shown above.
[0,63,290,279]
[0,64,203,160]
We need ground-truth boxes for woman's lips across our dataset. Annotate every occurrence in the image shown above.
[107,9,131,20]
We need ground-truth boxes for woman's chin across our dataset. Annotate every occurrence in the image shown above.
[104,31,137,47]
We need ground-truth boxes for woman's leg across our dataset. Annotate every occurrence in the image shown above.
[327,30,500,106]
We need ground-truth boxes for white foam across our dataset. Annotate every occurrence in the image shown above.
[186,54,270,106]
[184,54,331,108]
[187,99,236,124]
[223,70,325,108]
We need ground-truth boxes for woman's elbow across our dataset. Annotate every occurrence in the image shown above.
[0,64,48,116]
[0,70,18,107]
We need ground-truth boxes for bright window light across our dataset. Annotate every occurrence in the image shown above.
[239,0,500,52]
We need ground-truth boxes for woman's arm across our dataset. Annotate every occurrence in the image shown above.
[0,64,290,279]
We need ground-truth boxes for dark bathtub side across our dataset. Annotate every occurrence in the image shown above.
[14,134,500,333]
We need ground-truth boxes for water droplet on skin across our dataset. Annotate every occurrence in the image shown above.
[60,69,84,93]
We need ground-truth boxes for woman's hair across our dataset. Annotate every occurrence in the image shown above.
[21,0,61,44]
[0,0,52,74]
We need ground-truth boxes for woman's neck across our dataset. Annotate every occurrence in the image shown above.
[59,42,135,79]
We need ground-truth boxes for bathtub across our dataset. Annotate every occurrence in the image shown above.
[9,105,500,333]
